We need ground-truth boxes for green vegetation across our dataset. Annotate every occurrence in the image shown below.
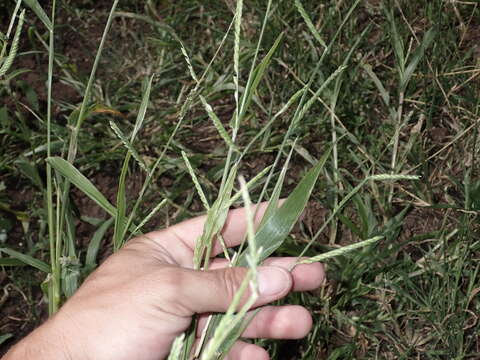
[1,0,479,358]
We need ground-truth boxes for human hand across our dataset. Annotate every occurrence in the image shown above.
[4,203,325,360]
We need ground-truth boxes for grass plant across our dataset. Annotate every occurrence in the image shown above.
[1,0,479,358]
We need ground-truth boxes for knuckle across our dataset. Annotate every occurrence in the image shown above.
[220,268,247,302]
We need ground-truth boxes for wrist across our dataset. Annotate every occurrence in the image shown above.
[3,317,74,360]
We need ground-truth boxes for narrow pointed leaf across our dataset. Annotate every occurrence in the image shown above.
[237,148,330,266]
[110,120,148,173]
[362,63,390,107]
[0,258,24,266]
[113,153,130,251]
[260,142,296,228]
[23,0,52,31]
[401,28,435,90]
[131,75,154,142]
[239,33,284,120]
[0,334,13,346]
[86,217,114,270]
[47,157,116,217]
[0,248,50,273]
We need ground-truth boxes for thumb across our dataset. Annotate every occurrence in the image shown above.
[173,266,293,315]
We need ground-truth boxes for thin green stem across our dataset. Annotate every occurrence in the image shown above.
[46,0,58,315]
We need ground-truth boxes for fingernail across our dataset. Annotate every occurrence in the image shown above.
[257,267,291,296]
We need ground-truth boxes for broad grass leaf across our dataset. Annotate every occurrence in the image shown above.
[237,149,330,266]
[259,143,296,228]
[23,0,52,31]
[0,248,49,273]
[47,157,116,217]
[0,258,24,266]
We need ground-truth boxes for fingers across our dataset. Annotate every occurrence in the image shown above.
[146,202,275,263]
[197,305,312,340]
[263,258,325,291]
[225,341,269,360]
[241,305,312,339]
[210,258,325,292]
[168,266,292,315]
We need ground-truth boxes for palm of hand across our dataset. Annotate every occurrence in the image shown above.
[52,204,324,360]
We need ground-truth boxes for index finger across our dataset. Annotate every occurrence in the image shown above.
[147,201,276,264]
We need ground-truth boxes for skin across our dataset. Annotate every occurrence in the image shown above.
[3,203,325,360]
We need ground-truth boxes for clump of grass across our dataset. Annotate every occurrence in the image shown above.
[2,0,479,358]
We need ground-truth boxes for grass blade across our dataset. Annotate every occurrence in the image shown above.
[47,157,116,217]
[86,217,114,270]
[0,248,50,273]
[0,334,13,346]
[401,27,436,90]
[113,153,130,251]
[238,32,284,121]
[362,63,390,107]
[23,0,52,31]
[0,258,25,266]
[110,120,148,173]
[237,149,330,266]
[131,75,154,142]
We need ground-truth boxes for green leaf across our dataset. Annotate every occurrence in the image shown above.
[0,258,25,266]
[15,158,44,190]
[113,151,130,251]
[237,148,330,266]
[110,120,148,173]
[47,157,117,217]
[260,142,296,228]
[131,75,154,142]
[401,28,436,91]
[362,63,390,107]
[86,217,114,270]
[385,8,405,72]
[0,333,13,346]
[239,32,284,120]
[23,0,52,31]
[0,248,50,273]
